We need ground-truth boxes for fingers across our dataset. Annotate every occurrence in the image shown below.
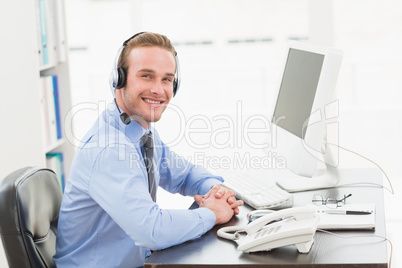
[194,195,204,206]
[234,207,240,215]
[215,188,225,199]
[231,199,244,209]
[199,184,243,218]
[213,184,227,199]
[227,194,244,215]
[204,184,219,199]
[206,184,220,198]
[195,184,221,206]
[220,184,236,195]
[227,195,236,205]
[214,184,236,200]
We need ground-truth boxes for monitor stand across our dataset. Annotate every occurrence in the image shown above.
[276,145,340,193]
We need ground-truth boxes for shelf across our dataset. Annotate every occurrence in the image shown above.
[45,139,65,153]
[0,0,74,183]
[39,62,58,72]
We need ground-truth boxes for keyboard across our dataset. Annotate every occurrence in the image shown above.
[223,173,294,210]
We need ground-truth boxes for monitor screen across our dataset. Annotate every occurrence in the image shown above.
[271,41,343,192]
[272,49,324,139]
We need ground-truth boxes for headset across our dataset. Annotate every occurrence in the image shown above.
[109,32,181,125]
[109,32,181,98]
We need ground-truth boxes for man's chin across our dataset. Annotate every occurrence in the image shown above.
[132,113,163,126]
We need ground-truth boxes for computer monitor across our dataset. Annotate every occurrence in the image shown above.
[271,41,343,192]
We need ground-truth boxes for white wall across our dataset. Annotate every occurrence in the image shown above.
[0,0,47,266]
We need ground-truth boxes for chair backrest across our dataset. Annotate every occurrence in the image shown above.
[0,167,62,268]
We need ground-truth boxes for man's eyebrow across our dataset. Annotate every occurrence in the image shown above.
[137,69,155,73]
[137,69,175,77]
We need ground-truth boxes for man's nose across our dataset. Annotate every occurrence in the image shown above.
[150,80,164,95]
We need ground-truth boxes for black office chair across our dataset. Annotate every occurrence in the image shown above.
[0,167,62,268]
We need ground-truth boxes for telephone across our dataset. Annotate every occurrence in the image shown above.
[217,207,320,253]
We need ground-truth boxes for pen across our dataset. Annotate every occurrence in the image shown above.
[325,210,372,215]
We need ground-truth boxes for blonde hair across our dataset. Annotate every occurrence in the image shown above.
[118,32,177,72]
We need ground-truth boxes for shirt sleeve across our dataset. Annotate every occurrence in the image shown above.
[156,141,224,196]
[87,143,216,251]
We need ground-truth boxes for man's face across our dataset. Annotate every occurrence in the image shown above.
[118,46,176,128]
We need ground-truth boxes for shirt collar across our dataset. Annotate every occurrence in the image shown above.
[107,102,153,144]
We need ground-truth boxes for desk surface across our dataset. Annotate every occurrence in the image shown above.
[145,169,388,267]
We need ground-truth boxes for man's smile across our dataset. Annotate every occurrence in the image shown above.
[142,97,166,106]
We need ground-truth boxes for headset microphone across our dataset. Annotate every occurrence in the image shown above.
[109,32,181,125]
[113,99,131,125]
[120,113,131,125]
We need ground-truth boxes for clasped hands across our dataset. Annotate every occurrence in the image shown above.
[194,184,244,225]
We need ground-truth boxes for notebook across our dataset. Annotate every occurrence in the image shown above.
[310,203,376,230]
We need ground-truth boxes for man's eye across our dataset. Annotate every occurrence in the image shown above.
[163,78,173,82]
[142,74,152,79]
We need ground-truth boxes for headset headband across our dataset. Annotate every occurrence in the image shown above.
[109,32,181,97]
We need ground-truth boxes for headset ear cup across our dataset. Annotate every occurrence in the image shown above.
[173,54,181,97]
[116,67,127,89]
[173,79,177,97]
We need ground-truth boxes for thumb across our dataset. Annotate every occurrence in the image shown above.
[194,195,204,206]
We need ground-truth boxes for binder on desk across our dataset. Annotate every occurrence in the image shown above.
[310,203,376,230]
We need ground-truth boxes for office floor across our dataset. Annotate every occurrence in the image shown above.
[157,189,400,267]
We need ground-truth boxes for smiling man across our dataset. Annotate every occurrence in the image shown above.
[116,45,174,128]
[53,32,243,268]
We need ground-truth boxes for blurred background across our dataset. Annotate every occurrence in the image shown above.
[65,0,401,265]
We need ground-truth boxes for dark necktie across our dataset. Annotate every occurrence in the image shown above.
[141,132,156,202]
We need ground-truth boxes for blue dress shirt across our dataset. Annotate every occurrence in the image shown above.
[54,104,223,267]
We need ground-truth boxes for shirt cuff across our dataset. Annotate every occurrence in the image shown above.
[196,207,216,232]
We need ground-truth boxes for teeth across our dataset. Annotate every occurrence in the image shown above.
[144,99,160,104]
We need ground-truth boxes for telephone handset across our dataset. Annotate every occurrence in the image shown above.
[217,207,319,253]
